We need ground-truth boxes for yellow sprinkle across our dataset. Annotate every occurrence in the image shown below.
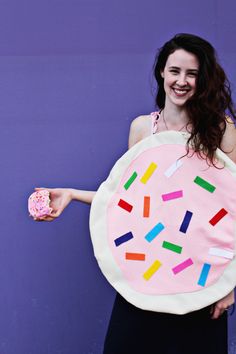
[140,163,157,184]
[143,260,162,280]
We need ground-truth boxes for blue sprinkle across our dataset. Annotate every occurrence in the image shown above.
[114,232,134,247]
[179,210,193,233]
[145,222,165,243]
[198,263,211,287]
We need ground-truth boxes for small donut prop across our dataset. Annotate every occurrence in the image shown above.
[28,190,52,218]
[90,131,236,314]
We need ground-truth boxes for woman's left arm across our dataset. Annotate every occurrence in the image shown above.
[221,117,236,164]
[211,118,236,319]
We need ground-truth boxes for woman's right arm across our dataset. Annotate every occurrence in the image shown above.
[33,187,96,221]
[33,115,148,222]
[70,188,96,204]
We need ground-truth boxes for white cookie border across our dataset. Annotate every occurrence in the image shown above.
[89,131,236,314]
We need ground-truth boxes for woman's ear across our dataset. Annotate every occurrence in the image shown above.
[160,71,164,78]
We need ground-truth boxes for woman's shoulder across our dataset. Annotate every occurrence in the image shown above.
[221,115,236,163]
[131,113,153,124]
[131,112,159,132]
[225,115,236,136]
[128,113,154,149]
[130,113,155,134]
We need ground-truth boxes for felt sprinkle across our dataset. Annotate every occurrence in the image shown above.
[198,263,211,287]
[114,232,134,247]
[209,208,228,226]
[124,172,138,190]
[164,159,183,178]
[143,260,162,280]
[162,190,183,201]
[125,252,146,261]
[145,222,165,242]
[118,199,133,212]
[162,241,182,254]
[209,248,234,259]
[172,258,193,274]
[194,176,216,193]
[140,163,157,184]
[179,210,193,233]
[143,196,150,218]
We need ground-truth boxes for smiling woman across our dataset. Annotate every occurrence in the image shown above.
[32,33,236,354]
[153,33,236,166]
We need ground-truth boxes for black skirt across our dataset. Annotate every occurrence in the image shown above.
[103,293,228,354]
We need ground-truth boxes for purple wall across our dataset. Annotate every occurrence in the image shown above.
[1,1,236,353]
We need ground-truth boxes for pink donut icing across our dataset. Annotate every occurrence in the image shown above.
[107,144,236,295]
[28,190,53,218]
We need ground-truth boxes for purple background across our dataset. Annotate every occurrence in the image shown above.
[1,1,236,353]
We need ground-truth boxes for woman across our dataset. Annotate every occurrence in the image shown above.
[34,33,236,353]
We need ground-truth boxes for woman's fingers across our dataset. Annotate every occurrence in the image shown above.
[31,208,62,221]
[211,306,222,319]
[211,290,235,319]
[41,216,55,221]
[50,210,61,218]
[34,187,50,191]
[211,304,230,319]
[33,216,54,222]
[31,211,59,222]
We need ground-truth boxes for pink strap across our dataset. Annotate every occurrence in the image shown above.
[150,111,160,135]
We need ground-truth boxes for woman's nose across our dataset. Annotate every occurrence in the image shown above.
[176,75,187,86]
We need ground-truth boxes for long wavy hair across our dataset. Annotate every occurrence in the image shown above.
[154,33,236,164]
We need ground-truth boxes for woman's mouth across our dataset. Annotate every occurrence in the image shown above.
[172,88,190,97]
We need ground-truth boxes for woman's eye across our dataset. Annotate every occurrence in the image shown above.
[170,70,179,74]
[188,72,198,77]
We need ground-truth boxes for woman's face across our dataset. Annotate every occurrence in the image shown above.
[161,49,199,107]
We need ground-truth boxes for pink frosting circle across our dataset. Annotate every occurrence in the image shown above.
[107,144,236,295]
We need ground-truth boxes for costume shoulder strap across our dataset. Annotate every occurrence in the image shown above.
[150,111,160,135]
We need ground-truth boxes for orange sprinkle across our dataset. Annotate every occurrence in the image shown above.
[143,196,150,217]
[125,253,146,261]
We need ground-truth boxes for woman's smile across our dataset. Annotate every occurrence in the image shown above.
[172,87,191,97]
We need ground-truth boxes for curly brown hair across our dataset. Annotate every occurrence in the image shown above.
[154,33,236,164]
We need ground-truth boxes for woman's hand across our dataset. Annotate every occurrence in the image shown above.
[32,187,73,222]
[211,289,235,319]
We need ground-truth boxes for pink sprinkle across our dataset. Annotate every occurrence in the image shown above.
[162,190,183,201]
[172,258,193,274]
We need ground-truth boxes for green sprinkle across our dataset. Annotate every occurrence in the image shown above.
[124,172,138,190]
[194,176,216,193]
[162,241,182,254]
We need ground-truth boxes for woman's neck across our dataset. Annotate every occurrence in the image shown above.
[162,102,189,129]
